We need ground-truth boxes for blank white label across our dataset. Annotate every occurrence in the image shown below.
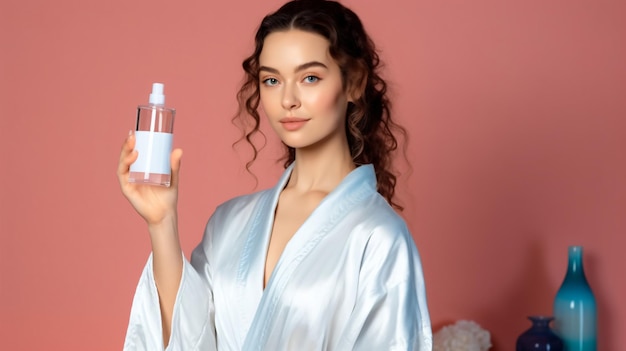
[130,131,173,175]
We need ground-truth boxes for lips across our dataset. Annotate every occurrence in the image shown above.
[279,117,310,131]
[280,117,309,123]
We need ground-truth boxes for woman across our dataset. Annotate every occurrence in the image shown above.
[118,0,431,350]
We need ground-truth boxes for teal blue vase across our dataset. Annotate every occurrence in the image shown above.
[553,246,597,351]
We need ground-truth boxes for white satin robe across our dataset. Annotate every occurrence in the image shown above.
[123,164,432,351]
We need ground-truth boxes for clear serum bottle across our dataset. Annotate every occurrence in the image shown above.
[129,83,175,187]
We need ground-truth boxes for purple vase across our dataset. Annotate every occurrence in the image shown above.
[516,316,563,351]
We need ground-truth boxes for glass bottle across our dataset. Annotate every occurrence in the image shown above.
[516,316,563,351]
[553,246,597,351]
[129,83,175,187]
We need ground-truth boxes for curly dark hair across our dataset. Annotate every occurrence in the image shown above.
[234,0,407,209]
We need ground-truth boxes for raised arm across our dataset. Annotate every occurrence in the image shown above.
[117,131,184,346]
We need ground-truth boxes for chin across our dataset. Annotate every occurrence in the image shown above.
[277,128,344,152]
[280,140,313,150]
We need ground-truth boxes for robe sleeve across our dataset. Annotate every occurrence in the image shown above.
[338,224,433,351]
[123,245,217,351]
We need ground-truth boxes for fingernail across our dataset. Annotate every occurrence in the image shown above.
[128,130,133,137]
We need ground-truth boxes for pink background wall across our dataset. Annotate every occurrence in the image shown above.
[1,0,624,350]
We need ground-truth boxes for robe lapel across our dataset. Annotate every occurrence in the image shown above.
[232,164,294,343]
[243,165,377,349]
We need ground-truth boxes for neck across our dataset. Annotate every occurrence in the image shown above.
[287,138,355,194]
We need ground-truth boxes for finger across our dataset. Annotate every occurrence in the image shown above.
[118,148,138,175]
[120,150,138,173]
[118,130,136,163]
[117,152,138,189]
[118,132,138,180]
[169,148,183,188]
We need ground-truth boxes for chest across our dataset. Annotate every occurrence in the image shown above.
[264,191,325,287]
[208,192,375,348]
[221,235,363,349]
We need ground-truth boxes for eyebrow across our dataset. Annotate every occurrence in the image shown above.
[259,61,328,75]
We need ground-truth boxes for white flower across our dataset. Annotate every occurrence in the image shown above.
[433,320,492,351]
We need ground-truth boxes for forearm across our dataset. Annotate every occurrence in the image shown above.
[148,213,183,347]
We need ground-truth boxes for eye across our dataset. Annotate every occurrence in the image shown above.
[262,78,279,86]
[303,75,319,83]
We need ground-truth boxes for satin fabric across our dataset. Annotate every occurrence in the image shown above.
[123,164,432,351]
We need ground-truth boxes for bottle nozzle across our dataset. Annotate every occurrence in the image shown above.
[149,82,165,105]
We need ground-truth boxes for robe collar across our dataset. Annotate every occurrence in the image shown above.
[239,163,379,346]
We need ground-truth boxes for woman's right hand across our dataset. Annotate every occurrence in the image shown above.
[117,131,183,227]
[119,131,184,344]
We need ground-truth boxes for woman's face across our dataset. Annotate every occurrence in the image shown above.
[258,29,351,151]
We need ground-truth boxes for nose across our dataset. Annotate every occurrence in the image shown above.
[281,82,301,110]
